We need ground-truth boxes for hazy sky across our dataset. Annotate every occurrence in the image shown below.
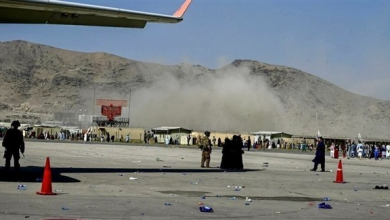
[1,0,389,100]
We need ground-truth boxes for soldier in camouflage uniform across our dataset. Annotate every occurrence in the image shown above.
[199,131,212,168]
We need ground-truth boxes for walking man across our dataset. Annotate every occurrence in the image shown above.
[247,136,251,151]
[125,133,130,143]
[311,136,325,172]
[212,136,216,146]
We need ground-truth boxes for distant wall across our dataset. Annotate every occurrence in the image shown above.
[90,126,144,143]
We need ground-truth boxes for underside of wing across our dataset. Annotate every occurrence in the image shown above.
[0,7,148,28]
[0,0,191,28]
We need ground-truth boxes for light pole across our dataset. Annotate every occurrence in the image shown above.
[316,111,318,134]
[128,88,131,127]
[248,114,251,134]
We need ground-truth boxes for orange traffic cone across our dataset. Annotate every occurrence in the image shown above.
[333,159,346,184]
[36,157,57,195]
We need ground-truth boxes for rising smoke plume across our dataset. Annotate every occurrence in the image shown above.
[117,63,286,133]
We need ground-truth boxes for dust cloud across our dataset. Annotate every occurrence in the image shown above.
[123,63,286,133]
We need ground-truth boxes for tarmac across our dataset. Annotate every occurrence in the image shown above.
[0,140,389,220]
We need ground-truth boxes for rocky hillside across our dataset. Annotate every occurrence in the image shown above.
[0,40,389,139]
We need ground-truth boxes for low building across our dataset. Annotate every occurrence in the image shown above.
[30,125,62,139]
[251,131,293,148]
[88,126,144,143]
[152,127,192,145]
[251,131,293,142]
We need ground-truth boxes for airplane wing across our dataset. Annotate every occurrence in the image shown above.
[0,0,192,28]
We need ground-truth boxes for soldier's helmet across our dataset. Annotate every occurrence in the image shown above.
[11,120,21,128]
[204,131,210,136]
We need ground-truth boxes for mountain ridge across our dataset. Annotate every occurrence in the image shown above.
[0,40,389,139]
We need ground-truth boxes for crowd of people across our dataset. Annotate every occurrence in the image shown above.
[329,141,390,160]
[239,137,390,161]
[3,120,390,173]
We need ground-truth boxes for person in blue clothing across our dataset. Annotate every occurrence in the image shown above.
[374,145,380,160]
[351,141,357,158]
[311,136,325,172]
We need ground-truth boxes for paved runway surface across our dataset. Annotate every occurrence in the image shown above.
[0,141,389,219]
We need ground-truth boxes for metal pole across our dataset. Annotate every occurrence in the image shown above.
[128,89,131,127]
[316,111,318,134]
[93,87,95,117]
[248,114,250,135]
[92,87,96,141]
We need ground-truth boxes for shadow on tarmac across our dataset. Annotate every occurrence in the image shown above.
[159,190,323,202]
[0,166,80,183]
[0,166,263,183]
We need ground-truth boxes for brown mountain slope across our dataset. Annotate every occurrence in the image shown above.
[0,40,389,139]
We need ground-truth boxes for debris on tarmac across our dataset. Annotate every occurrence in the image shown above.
[129,177,138,180]
[8,141,390,219]
[199,206,213,212]
[318,202,332,209]
[17,184,27,190]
